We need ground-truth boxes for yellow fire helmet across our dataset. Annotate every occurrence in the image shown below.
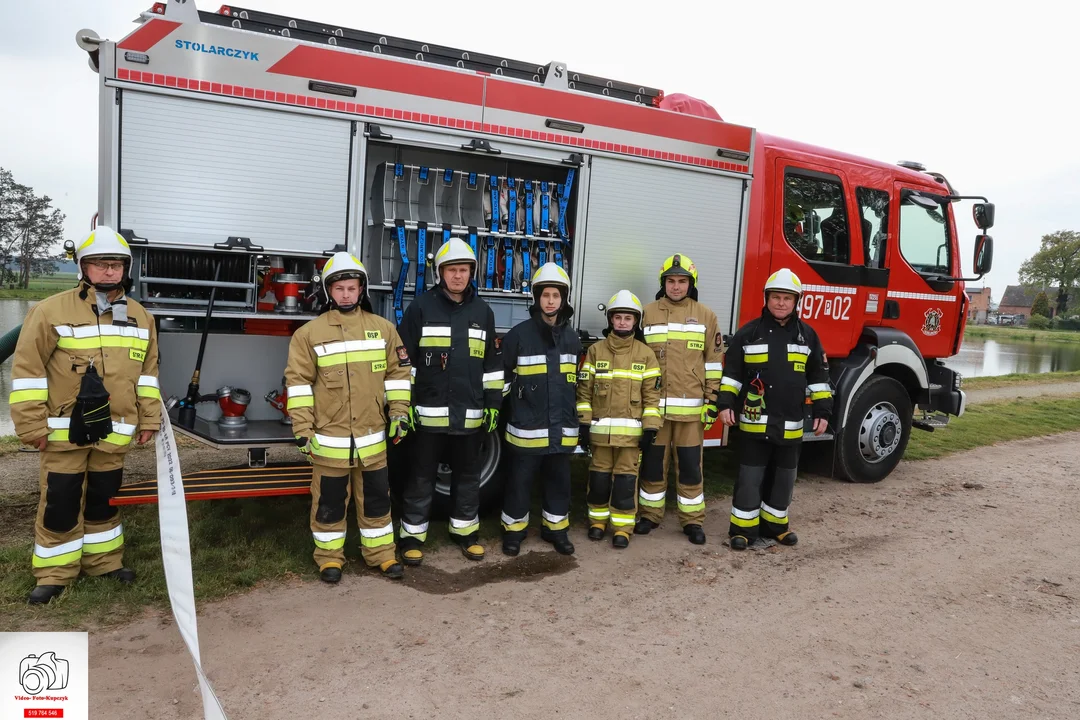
[659,253,698,285]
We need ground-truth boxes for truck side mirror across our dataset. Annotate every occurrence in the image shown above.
[972,203,995,230]
[974,234,994,275]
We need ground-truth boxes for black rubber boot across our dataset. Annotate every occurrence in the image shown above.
[103,567,137,584]
[320,567,342,584]
[612,532,630,549]
[587,526,605,541]
[683,524,706,545]
[776,531,799,546]
[502,536,521,557]
[541,530,575,556]
[634,518,658,535]
[730,535,749,551]
[381,562,405,579]
[27,585,65,605]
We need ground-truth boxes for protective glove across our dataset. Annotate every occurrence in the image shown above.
[389,413,413,444]
[701,402,720,431]
[638,427,658,452]
[484,407,500,433]
[743,376,767,422]
[295,436,311,457]
[578,424,591,451]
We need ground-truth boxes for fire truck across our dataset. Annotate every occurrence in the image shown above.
[77,0,994,507]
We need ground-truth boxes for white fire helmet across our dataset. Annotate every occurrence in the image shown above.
[321,252,368,297]
[73,226,131,281]
[606,289,643,327]
[764,268,803,301]
[433,238,477,281]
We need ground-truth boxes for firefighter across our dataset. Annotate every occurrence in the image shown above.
[397,239,501,563]
[500,263,582,556]
[11,226,160,605]
[718,268,833,549]
[576,290,662,548]
[284,252,411,582]
[636,254,725,544]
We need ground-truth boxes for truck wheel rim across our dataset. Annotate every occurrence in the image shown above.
[858,402,901,463]
[435,433,499,496]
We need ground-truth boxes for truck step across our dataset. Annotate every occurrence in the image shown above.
[110,463,312,506]
[913,413,951,432]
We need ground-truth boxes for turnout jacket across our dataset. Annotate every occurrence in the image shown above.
[285,307,411,468]
[641,296,724,421]
[10,286,161,452]
[502,306,583,454]
[576,332,663,446]
[399,283,502,433]
[717,309,833,444]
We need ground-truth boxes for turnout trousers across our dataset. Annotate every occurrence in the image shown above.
[729,434,801,540]
[310,460,395,571]
[399,430,483,547]
[501,450,572,541]
[636,420,706,527]
[33,448,126,587]
[587,446,640,535]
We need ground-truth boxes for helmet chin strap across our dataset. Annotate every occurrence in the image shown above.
[331,300,359,313]
[612,328,635,337]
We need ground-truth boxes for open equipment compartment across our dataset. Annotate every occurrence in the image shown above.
[361,140,580,330]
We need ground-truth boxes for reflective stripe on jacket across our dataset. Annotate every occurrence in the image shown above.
[576,332,662,446]
[502,308,582,455]
[641,296,724,421]
[285,308,410,468]
[9,286,161,452]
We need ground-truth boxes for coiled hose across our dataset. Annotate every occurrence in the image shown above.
[0,324,22,364]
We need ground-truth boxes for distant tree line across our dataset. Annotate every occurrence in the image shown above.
[0,167,66,289]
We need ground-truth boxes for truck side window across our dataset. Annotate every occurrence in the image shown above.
[856,187,889,269]
[899,191,951,275]
[783,171,850,265]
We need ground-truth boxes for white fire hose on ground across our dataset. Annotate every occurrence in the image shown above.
[155,404,228,719]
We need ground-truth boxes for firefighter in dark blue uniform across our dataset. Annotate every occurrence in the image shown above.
[718,269,833,549]
[499,263,582,557]
[397,239,502,563]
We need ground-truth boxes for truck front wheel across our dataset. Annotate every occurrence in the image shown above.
[835,375,912,483]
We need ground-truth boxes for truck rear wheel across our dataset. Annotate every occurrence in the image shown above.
[835,375,912,483]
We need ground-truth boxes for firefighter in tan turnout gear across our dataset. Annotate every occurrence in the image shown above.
[285,252,412,582]
[11,227,160,605]
[576,290,662,548]
[636,254,724,545]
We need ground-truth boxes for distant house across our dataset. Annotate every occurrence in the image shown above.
[966,287,992,324]
[998,285,1058,321]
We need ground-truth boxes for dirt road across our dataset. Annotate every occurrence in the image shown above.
[84,433,1080,719]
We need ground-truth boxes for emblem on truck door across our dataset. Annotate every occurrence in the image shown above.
[922,308,944,336]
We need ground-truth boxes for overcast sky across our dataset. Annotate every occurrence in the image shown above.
[2,0,1077,299]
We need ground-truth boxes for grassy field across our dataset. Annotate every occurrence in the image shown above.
[964,324,1080,344]
[3,394,1079,630]
[961,370,1080,389]
[0,273,78,300]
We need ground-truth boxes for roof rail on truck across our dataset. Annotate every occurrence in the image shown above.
[149,3,666,106]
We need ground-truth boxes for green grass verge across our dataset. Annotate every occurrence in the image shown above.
[961,370,1080,390]
[964,324,1080,344]
[0,274,78,300]
[2,395,1076,630]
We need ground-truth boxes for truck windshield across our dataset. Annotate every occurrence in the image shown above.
[898,192,951,276]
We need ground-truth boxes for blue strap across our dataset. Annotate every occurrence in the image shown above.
[507,177,517,234]
[441,224,452,245]
[539,238,547,266]
[503,236,514,291]
[540,181,550,236]
[485,235,496,290]
[418,166,429,183]
[467,172,477,190]
[524,181,534,236]
[558,170,575,238]
[489,175,500,234]
[521,238,531,293]
[393,220,409,325]
[467,226,479,290]
[415,221,428,294]
[443,168,454,185]
[394,163,404,179]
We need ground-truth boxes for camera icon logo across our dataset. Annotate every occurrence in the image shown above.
[19,652,69,696]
